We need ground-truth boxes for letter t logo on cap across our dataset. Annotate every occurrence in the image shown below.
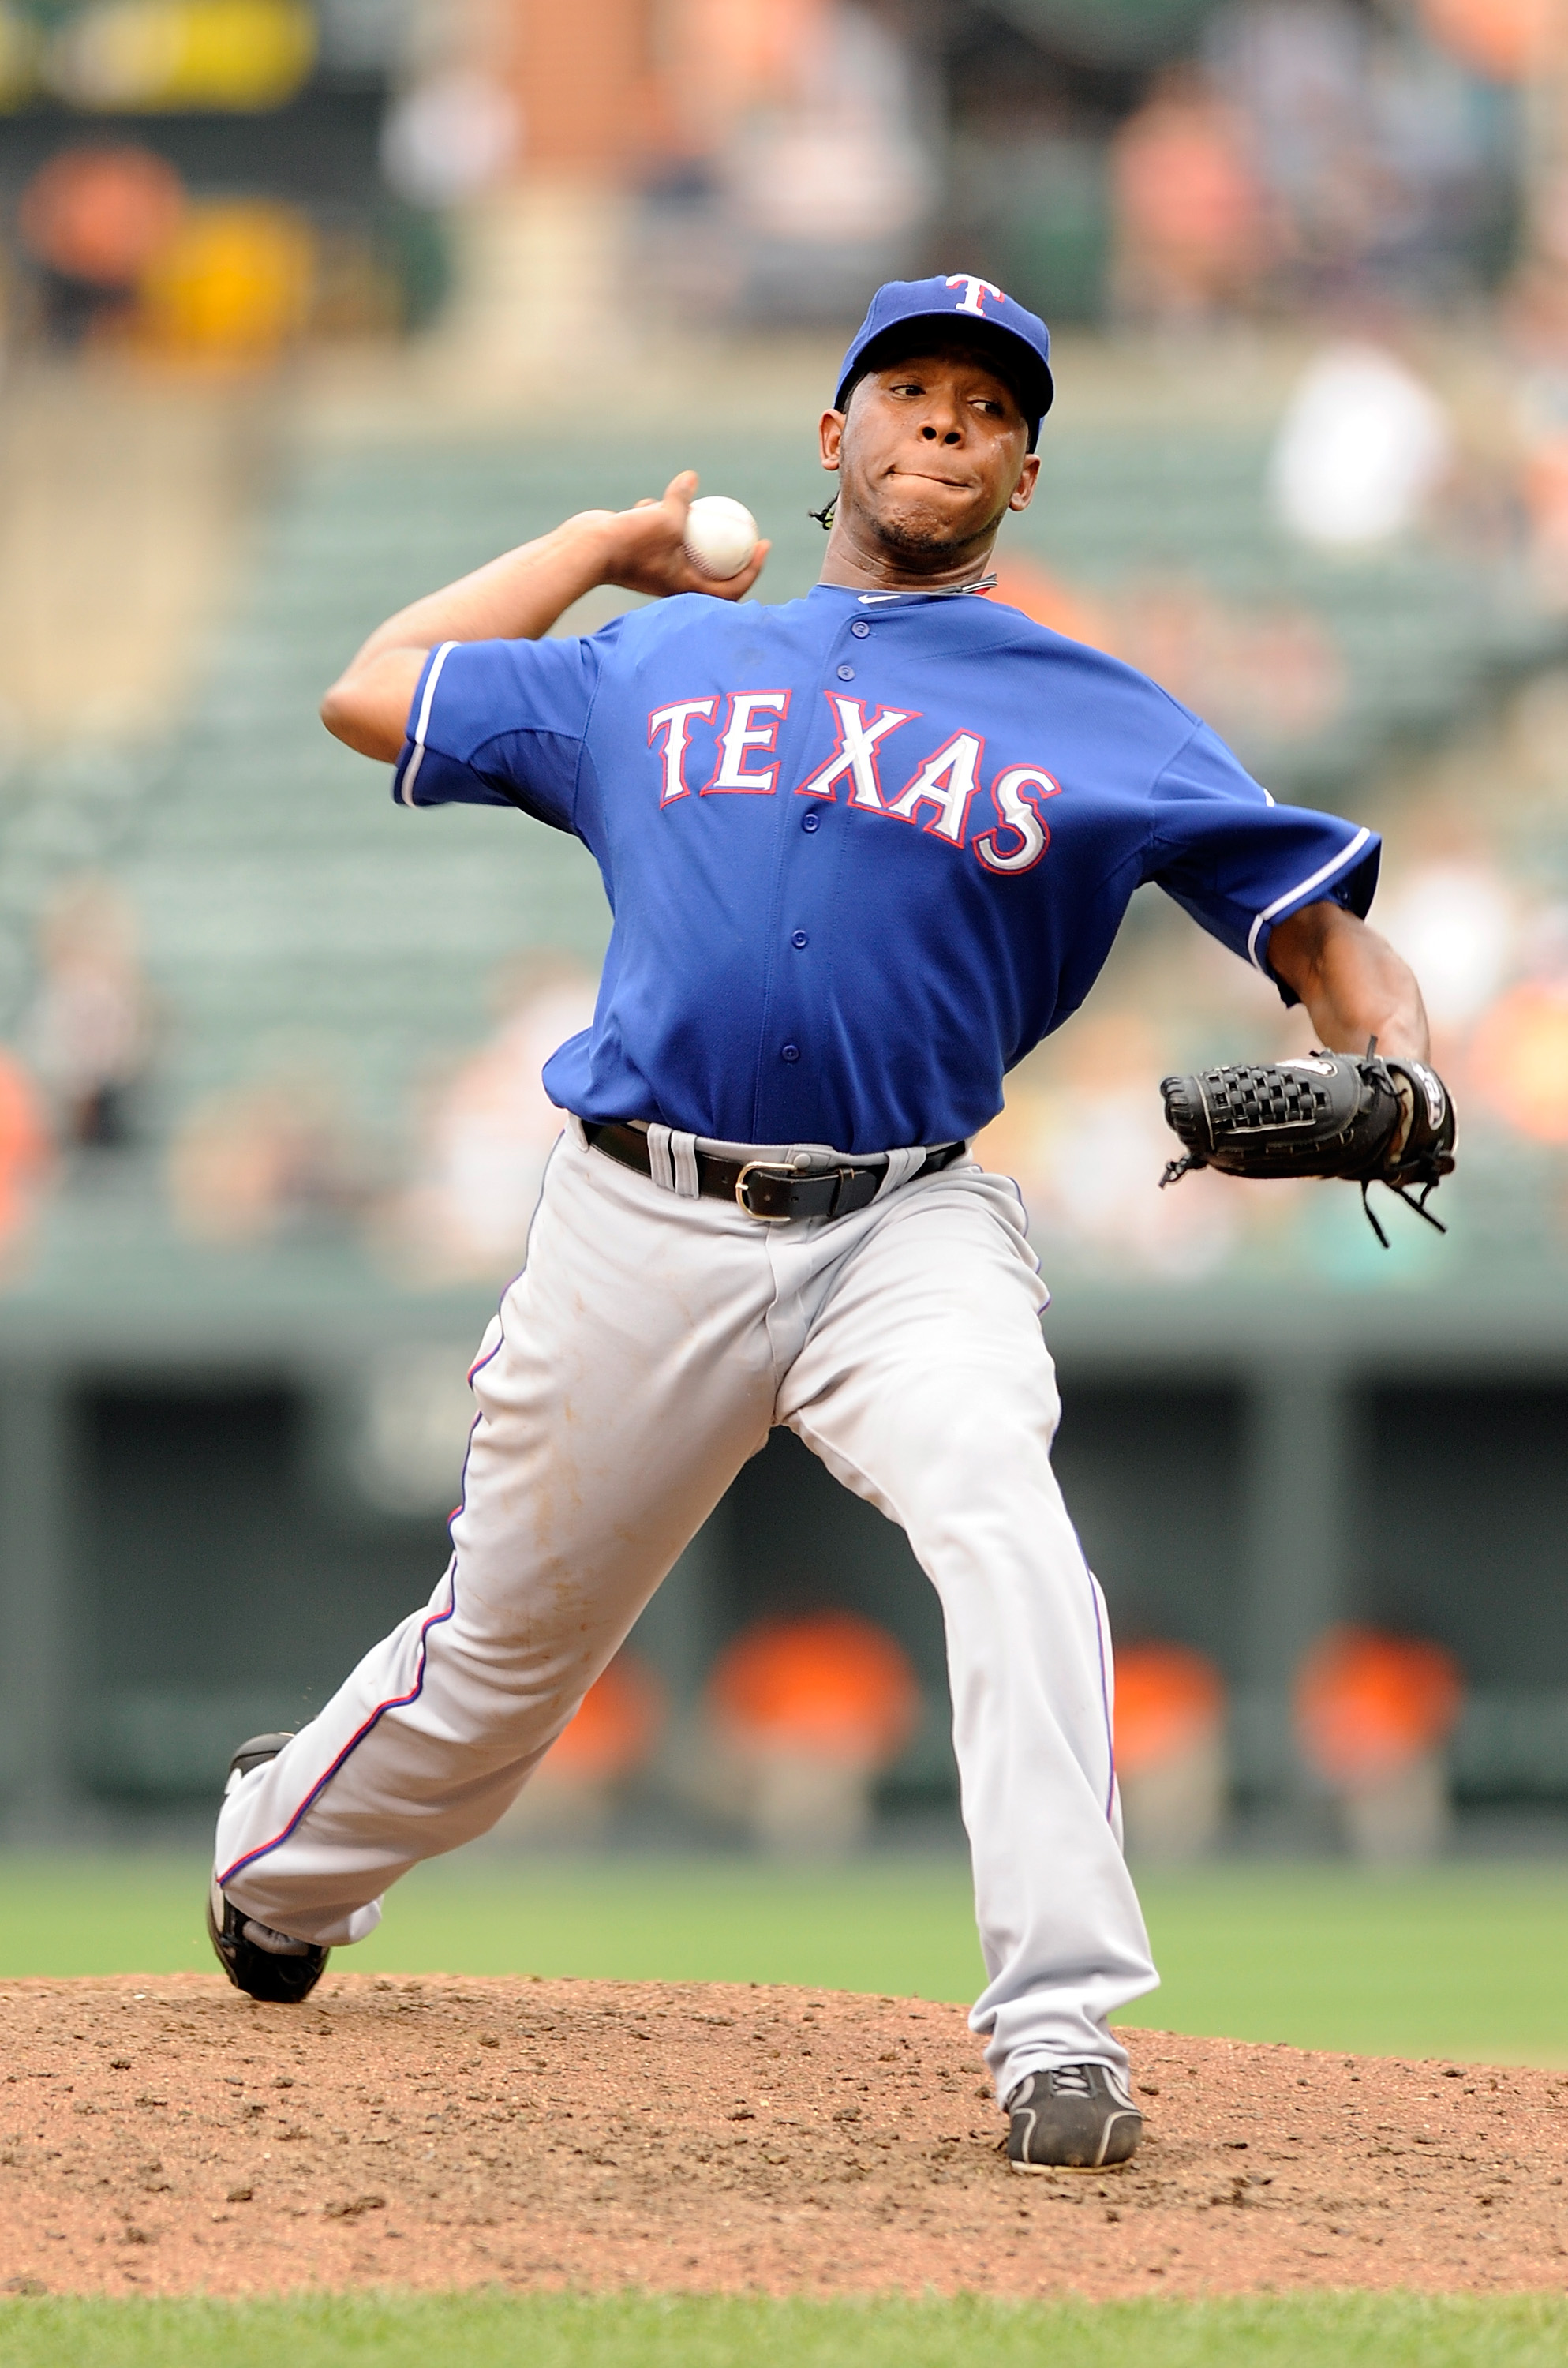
[946,275,1005,317]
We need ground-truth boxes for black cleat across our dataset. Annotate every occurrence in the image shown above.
[207,1733,329,2005]
[1006,2062,1143,2171]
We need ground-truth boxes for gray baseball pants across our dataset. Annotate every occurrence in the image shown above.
[215,1123,1158,2099]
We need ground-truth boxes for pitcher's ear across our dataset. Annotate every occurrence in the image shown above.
[1008,454,1042,513]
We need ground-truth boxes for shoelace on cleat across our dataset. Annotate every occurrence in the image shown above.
[241,1917,316,1958]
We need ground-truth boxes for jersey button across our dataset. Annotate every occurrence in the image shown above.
[851,620,870,638]
[801,811,821,833]
[836,663,855,680]
[780,1043,801,1062]
[791,930,808,949]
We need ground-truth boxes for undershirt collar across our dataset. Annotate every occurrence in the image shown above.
[809,575,998,607]
[855,574,998,604]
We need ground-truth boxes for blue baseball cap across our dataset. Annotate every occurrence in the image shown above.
[834,275,1054,448]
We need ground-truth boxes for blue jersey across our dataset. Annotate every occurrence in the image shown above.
[394,584,1379,1154]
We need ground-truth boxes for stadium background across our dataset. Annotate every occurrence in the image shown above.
[0,0,1565,2044]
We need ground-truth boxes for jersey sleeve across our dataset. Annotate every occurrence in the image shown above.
[1144,720,1380,1002]
[390,632,604,829]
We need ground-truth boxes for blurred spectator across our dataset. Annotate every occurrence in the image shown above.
[16,140,316,365]
[1418,0,1547,83]
[1203,0,1376,289]
[43,0,317,113]
[22,875,155,1151]
[1207,0,1514,309]
[1113,576,1344,752]
[975,1014,1241,1279]
[1294,1624,1464,1860]
[1469,980,1568,1144]
[17,143,185,344]
[990,558,1343,755]
[702,1609,920,1854]
[725,5,930,245]
[643,0,934,324]
[1512,368,1568,600]
[1520,425,1568,599]
[168,1065,366,1242]
[0,1045,54,1267]
[1110,64,1270,324]
[133,199,314,365]
[1270,343,1454,547]
[1376,860,1514,1036]
[669,0,830,126]
[1113,1641,1228,1862]
[389,956,597,1282]
[380,67,520,210]
[990,557,1115,651]
[0,9,32,105]
[498,1650,667,1844]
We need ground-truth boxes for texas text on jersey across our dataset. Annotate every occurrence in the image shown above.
[392,588,1376,1156]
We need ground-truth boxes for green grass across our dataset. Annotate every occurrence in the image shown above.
[0,1853,984,1996]
[1,2292,1566,2368]
[1128,1865,1568,2063]
[2,1853,1566,2065]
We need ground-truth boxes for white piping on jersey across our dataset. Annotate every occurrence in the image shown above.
[396,639,458,807]
[1246,826,1373,972]
[855,573,998,604]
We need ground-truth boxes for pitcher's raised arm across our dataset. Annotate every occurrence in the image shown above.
[320,473,769,762]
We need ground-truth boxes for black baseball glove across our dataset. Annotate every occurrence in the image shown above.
[1158,1044,1456,1246]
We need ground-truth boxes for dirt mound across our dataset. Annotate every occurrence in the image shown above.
[2,1974,1566,2299]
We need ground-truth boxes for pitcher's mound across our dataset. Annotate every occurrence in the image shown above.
[2,1975,1564,2299]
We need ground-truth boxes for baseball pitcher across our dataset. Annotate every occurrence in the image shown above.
[208,275,1443,2172]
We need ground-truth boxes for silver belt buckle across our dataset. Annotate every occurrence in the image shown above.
[735,1159,798,1222]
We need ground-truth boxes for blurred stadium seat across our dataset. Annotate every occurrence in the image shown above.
[1296,1625,1465,1861]
[703,1611,922,1854]
[1113,1641,1228,1862]
[499,1650,667,1843]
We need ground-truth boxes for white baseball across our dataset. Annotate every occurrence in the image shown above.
[683,494,758,580]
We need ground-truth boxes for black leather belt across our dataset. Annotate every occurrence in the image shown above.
[582,1121,967,1222]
